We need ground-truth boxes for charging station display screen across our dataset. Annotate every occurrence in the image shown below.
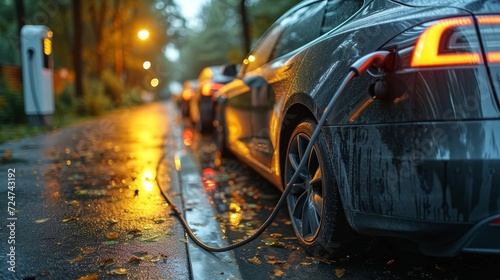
[42,38,51,69]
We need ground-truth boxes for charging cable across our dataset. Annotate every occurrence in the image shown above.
[157,51,391,252]
[27,48,46,126]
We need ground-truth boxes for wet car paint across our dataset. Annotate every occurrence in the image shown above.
[217,0,500,255]
[183,121,500,279]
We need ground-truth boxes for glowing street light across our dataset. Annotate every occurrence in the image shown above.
[150,78,159,88]
[143,61,151,70]
[138,29,150,40]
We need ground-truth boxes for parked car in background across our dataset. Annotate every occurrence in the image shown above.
[189,65,237,133]
[180,79,197,117]
[214,0,500,258]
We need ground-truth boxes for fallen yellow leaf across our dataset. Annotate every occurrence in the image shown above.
[81,247,96,254]
[247,257,262,265]
[70,255,83,264]
[35,218,50,224]
[66,200,80,206]
[274,269,284,277]
[107,232,119,240]
[62,217,78,223]
[107,267,127,275]
[77,273,98,280]
[99,258,115,267]
[335,268,346,278]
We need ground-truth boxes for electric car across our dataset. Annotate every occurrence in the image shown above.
[189,65,237,133]
[214,0,500,258]
[180,79,197,117]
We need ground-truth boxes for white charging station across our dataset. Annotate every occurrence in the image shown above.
[21,25,54,126]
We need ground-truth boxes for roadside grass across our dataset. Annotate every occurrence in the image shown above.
[0,114,88,144]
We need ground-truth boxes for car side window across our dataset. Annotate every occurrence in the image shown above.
[321,0,364,34]
[273,2,326,59]
[241,23,286,74]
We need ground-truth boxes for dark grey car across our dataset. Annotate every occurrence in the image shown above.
[214,0,500,258]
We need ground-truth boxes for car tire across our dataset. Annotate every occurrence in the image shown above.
[214,104,232,158]
[284,119,360,258]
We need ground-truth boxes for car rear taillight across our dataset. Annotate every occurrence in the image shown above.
[411,17,482,67]
[491,218,500,225]
[201,83,224,97]
[182,89,195,101]
[477,16,500,63]
[411,16,500,68]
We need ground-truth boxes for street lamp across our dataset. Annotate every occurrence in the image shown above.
[143,61,151,70]
[150,78,159,88]
[138,29,149,40]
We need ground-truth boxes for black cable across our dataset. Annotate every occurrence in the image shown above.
[27,49,46,126]
[156,51,390,252]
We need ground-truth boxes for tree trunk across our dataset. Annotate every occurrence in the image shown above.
[240,0,251,54]
[15,0,25,38]
[73,0,84,98]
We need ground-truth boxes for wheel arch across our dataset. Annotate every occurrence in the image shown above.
[279,101,317,186]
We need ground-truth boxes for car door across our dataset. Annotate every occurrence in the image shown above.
[224,24,286,160]
[247,1,327,169]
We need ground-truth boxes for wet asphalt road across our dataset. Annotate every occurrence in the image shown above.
[1,100,500,280]
[0,102,188,279]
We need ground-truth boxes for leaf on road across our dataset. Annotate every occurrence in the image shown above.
[104,241,118,245]
[435,264,446,272]
[270,233,283,238]
[265,241,285,248]
[274,269,285,277]
[247,257,262,265]
[127,256,142,263]
[66,200,80,206]
[99,258,115,267]
[141,235,160,242]
[77,273,98,280]
[335,268,346,278]
[81,247,96,254]
[268,260,287,265]
[35,218,50,223]
[62,217,78,223]
[107,267,127,276]
[387,259,395,265]
[300,262,312,266]
[151,254,168,262]
[70,255,83,264]
[108,219,119,225]
[107,232,119,240]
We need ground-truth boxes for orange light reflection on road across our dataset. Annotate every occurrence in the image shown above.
[141,169,155,193]
[183,129,194,146]
[202,168,217,192]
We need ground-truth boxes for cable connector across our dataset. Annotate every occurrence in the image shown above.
[349,51,391,77]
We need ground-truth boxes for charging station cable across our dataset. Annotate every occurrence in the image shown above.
[27,48,46,126]
[157,51,391,252]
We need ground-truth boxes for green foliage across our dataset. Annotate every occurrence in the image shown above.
[81,78,111,116]
[178,0,301,82]
[246,0,301,44]
[55,83,78,116]
[101,69,124,106]
[0,79,24,124]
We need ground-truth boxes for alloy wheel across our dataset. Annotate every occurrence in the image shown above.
[286,132,323,243]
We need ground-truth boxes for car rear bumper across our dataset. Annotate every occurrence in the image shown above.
[326,119,500,255]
